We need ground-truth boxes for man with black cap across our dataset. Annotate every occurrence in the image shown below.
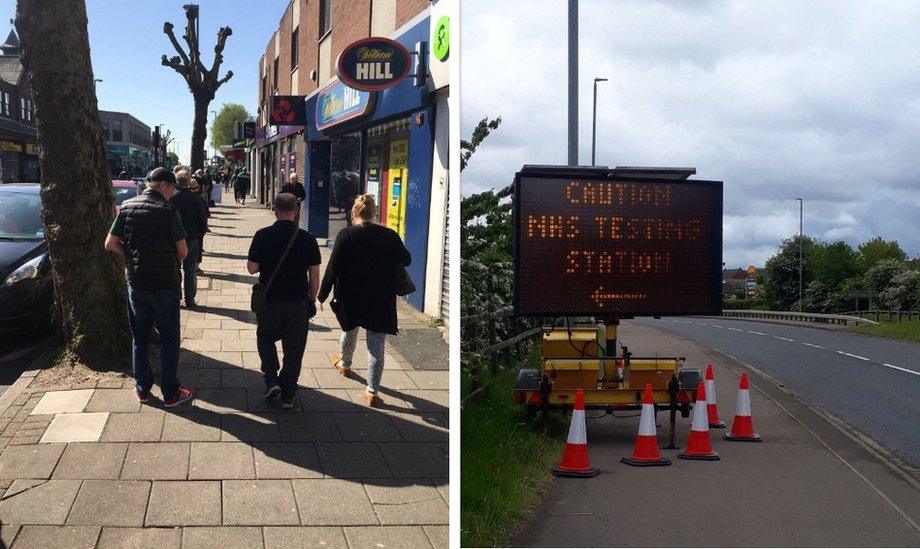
[104,167,193,407]
[169,170,208,307]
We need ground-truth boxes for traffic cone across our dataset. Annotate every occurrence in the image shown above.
[724,373,762,442]
[678,381,720,461]
[705,364,725,428]
[552,388,600,478]
[621,384,671,467]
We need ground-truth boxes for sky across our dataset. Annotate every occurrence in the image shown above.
[461,0,920,268]
[1,0,288,165]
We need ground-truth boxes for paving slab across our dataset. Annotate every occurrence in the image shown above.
[97,526,182,548]
[295,389,359,412]
[181,526,264,549]
[377,442,447,478]
[120,442,189,480]
[40,412,109,443]
[316,442,393,478]
[66,480,150,527]
[160,412,221,441]
[262,526,348,548]
[252,442,323,479]
[192,388,248,413]
[292,478,377,526]
[52,443,128,480]
[145,480,222,526]
[0,442,65,479]
[11,525,101,548]
[100,412,164,442]
[343,525,434,549]
[333,412,402,442]
[189,442,254,479]
[424,525,449,549]
[364,480,449,525]
[0,479,81,524]
[30,389,94,415]
[84,389,142,413]
[220,412,281,442]
[221,480,300,525]
[388,412,449,442]
[402,371,447,391]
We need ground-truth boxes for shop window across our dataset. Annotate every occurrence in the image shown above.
[319,0,332,38]
[366,118,410,237]
[1,92,9,117]
[112,119,123,142]
[291,27,299,70]
[329,132,360,241]
[19,97,25,120]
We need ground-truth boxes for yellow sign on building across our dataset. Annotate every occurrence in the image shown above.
[386,139,409,239]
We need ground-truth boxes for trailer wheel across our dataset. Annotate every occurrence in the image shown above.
[680,402,690,418]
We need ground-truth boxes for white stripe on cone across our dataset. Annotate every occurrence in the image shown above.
[735,388,752,416]
[638,403,656,436]
[567,409,587,444]
[690,397,710,432]
[705,379,717,405]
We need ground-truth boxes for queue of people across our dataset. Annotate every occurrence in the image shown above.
[104,167,411,409]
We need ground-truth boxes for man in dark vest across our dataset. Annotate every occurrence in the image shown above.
[104,167,193,407]
[169,170,208,308]
[235,168,251,205]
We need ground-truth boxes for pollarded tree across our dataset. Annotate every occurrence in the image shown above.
[16,0,131,370]
[161,4,233,170]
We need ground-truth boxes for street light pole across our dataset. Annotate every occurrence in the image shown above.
[592,77,607,166]
[567,0,578,166]
[795,197,803,312]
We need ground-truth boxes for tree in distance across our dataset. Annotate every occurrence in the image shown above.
[16,0,131,371]
[210,103,252,150]
[161,4,233,170]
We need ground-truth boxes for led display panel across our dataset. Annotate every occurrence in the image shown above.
[514,167,723,317]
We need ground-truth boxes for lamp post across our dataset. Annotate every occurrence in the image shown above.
[567,0,578,166]
[591,77,607,166]
[795,197,803,312]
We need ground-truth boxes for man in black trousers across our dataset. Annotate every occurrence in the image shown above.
[169,170,208,308]
[247,193,321,408]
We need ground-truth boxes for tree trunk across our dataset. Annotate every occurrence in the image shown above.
[16,0,131,371]
[191,95,209,170]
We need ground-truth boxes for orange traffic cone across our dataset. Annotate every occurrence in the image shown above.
[679,381,720,461]
[621,384,671,467]
[724,373,762,442]
[705,364,725,428]
[552,388,600,477]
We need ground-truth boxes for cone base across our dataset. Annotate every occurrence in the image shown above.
[708,421,726,429]
[552,466,600,478]
[678,451,720,461]
[724,432,762,442]
[620,456,671,467]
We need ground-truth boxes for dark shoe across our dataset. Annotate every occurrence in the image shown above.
[185,301,197,309]
[264,382,281,400]
[281,392,296,409]
[196,268,204,275]
[134,388,150,404]
[163,387,193,408]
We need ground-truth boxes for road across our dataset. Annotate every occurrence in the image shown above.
[634,316,920,469]
[0,334,54,397]
[513,322,920,547]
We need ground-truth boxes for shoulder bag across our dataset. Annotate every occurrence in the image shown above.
[251,227,300,314]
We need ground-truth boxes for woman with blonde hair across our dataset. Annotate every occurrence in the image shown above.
[318,194,411,406]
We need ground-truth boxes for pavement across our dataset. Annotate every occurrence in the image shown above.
[0,199,448,548]
[634,316,920,470]
[0,335,55,398]
[512,321,920,547]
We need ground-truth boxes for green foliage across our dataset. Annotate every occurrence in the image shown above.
[165,151,179,168]
[812,240,859,289]
[858,237,907,273]
[209,103,252,149]
[879,270,920,310]
[852,319,920,344]
[461,117,502,172]
[763,235,815,310]
[864,258,908,293]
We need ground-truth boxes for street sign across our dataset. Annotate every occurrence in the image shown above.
[269,95,306,126]
[513,166,723,317]
[315,79,375,131]
[335,37,412,92]
[433,16,449,61]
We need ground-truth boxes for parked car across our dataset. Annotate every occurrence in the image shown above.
[0,184,53,336]
[113,180,140,213]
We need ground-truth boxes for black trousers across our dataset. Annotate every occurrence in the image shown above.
[256,298,310,393]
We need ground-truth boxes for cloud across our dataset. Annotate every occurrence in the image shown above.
[461,0,920,266]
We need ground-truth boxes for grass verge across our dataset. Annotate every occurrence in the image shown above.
[850,319,920,344]
[461,363,567,547]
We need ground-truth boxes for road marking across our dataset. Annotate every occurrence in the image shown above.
[802,342,826,349]
[711,324,725,329]
[747,330,767,336]
[727,327,744,332]
[774,336,795,342]
[696,323,709,326]
[882,363,920,376]
[836,350,870,361]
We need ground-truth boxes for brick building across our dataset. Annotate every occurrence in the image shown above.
[252,0,451,318]
[98,110,153,178]
[0,29,39,183]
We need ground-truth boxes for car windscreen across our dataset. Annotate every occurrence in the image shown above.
[114,186,138,205]
[0,191,43,240]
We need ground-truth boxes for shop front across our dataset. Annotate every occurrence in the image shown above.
[302,15,435,311]
[254,124,304,205]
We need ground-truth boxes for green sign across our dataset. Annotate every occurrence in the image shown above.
[433,16,449,61]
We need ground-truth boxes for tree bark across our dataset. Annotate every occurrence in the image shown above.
[191,94,209,170]
[16,0,131,371]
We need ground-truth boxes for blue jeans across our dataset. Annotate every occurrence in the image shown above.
[127,285,181,399]
[182,238,201,304]
[339,328,386,393]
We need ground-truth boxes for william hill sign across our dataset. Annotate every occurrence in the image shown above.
[335,37,412,92]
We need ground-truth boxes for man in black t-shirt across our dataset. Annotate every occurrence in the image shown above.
[247,193,321,408]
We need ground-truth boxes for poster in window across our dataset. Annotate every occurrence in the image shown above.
[385,139,409,239]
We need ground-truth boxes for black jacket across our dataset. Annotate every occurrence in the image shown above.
[280,182,306,201]
[120,189,181,290]
[318,222,411,335]
[169,187,208,240]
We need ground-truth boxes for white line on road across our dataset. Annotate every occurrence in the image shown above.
[836,350,870,361]
[774,336,795,342]
[727,327,744,332]
[696,323,709,326]
[711,324,725,328]
[882,363,920,376]
[747,330,767,336]
[802,342,826,349]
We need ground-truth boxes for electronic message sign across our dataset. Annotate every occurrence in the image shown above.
[514,166,722,317]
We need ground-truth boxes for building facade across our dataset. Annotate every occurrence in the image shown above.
[253,0,451,318]
[0,30,39,183]
[98,110,153,178]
